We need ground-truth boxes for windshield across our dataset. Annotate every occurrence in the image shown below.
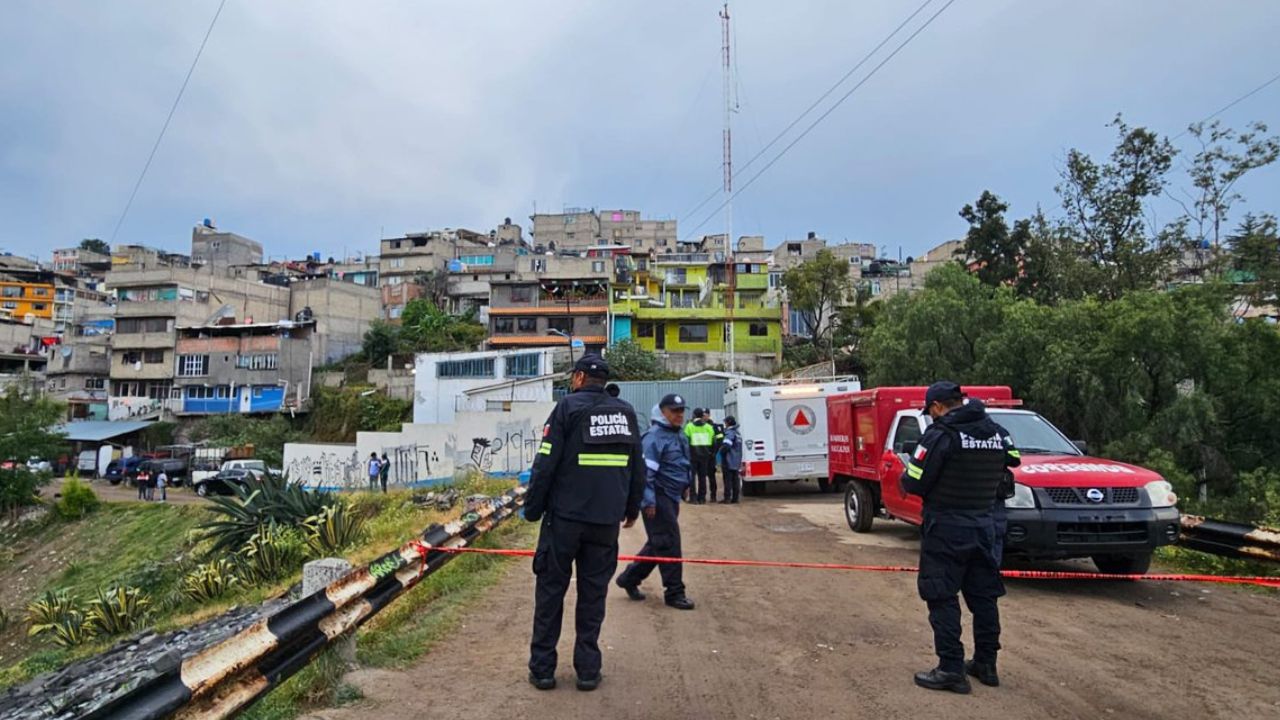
[987,411,1081,455]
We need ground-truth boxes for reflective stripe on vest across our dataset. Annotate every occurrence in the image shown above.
[578,453,629,467]
[538,442,552,455]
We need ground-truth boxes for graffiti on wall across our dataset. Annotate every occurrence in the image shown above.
[283,446,362,489]
[108,397,161,421]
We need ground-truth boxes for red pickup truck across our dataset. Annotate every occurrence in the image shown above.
[827,386,1180,574]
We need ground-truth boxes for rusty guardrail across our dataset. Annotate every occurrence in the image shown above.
[83,486,526,720]
[1179,514,1280,563]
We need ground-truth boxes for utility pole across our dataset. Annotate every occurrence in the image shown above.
[721,2,735,374]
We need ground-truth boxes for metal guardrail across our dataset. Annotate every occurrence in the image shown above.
[84,486,526,720]
[1179,515,1280,563]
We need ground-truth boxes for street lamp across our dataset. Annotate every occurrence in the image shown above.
[546,329,576,366]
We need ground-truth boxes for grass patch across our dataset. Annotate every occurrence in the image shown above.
[1156,545,1280,582]
[240,647,350,720]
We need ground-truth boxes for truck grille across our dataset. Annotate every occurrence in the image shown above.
[1044,487,1141,505]
[1056,522,1149,545]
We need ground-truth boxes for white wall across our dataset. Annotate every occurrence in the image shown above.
[412,349,554,424]
[284,403,555,491]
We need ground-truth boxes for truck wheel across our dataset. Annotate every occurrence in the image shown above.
[1092,553,1152,575]
[844,481,874,533]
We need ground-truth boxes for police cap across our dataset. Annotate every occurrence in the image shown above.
[922,381,964,413]
[659,393,687,410]
[573,354,610,379]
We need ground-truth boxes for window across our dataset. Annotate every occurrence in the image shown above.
[390,258,405,268]
[510,286,532,303]
[216,386,229,399]
[485,399,512,411]
[143,350,165,364]
[789,309,813,338]
[118,286,178,302]
[670,291,696,308]
[664,269,687,284]
[146,381,171,399]
[1,286,22,298]
[253,387,264,399]
[34,287,49,296]
[587,314,603,326]
[769,272,783,288]
[678,323,708,343]
[2,302,15,310]
[436,358,495,378]
[506,352,541,377]
[178,354,209,377]
[116,317,170,334]
[113,381,143,397]
[84,377,105,390]
[236,354,278,370]
[892,417,924,457]
[592,261,605,273]
[739,292,763,309]
[122,351,141,365]
[749,322,768,337]
[389,305,403,319]
[493,317,514,333]
[517,317,537,332]
[187,386,216,400]
[458,255,494,266]
[637,322,654,338]
[548,317,573,333]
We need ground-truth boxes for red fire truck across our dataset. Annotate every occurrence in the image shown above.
[827,386,1180,574]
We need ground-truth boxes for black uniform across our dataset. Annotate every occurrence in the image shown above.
[902,399,1020,676]
[525,384,645,681]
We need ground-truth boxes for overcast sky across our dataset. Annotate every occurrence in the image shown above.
[2,0,1278,262]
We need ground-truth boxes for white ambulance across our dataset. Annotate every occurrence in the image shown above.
[723,377,861,495]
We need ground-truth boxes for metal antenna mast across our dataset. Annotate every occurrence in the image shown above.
[721,2,735,373]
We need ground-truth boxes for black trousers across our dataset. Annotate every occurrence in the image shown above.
[529,515,620,679]
[722,466,741,502]
[692,454,716,501]
[616,494,685,600]
[916,519,1005,674]
[379,471,388,493]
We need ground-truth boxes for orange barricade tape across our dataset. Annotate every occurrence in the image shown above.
[433,546,1280,588]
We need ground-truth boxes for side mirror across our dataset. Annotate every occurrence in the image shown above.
[1072,440,1088,455]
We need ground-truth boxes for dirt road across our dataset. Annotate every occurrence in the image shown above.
[54,476,208,505]
[312,487,1280,720]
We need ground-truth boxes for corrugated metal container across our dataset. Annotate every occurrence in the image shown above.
[613,380,726,417]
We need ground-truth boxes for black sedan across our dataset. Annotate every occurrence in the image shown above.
[193,468,254,497]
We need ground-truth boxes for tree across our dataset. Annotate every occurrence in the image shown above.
[361,321,400,367]
[959,191,1026,287]
[604,339,672,381]
[782,249,853,353]
[78,238,109,255]
[1227,213,1280,308]
[1013,210,1102,304]
[1056,115,1179,298]
[0,391,65,519]
[399,299,486,353]
[1181,121,1280,249]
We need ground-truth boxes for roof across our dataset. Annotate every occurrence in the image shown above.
[55,420,155,442]
[680,370,773,384]
[462,373,562,395]
[487,335,607,346]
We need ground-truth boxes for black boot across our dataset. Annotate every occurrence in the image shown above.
[913,667,971,694]
[615,577,646,601]
[965,659,999,687]
[528,672,556,691]
[576,673,602,692]
[665,596,696,610]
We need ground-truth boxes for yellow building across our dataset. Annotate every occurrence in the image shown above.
[610,252,781,363]
[0,280,56,321]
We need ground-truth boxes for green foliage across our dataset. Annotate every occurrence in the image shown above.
[360,321,401,368]
[190,415,303,469]
[139,422,177,449]
[84,585,152,637]
[1228,213,1280,308]
[198,474,340,555]
[0,390,65,519]
[782,249,852,349]
[604,339,672,380]
[238,524,306,584]
[49,610,91,648]
[960,190,1025,287]
[361,299,486,367]
[181,558,241,603]
[303,502,367,555]
[306,386,412,442]
[55,478,100,520]
[78,238,110,255]
[25,590,76,640]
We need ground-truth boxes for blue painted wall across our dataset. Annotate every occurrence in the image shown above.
[611,316,632,343]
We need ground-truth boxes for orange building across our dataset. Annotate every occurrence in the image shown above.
[0,280,55,321]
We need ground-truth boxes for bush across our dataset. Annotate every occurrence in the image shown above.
[181,559,240,603]
[50,610,91,648]
[303,502,366,555]
[198,474,340,555]
[84,585,152,637]
[56,478,100,520]
[25,590,77,640]
[238,524,306,583]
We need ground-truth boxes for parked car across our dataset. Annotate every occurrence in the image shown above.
[77,449,99,476]
[103,456,144,485]
[139,457,188,486]
[193,467,254,497]
[26,458,52,473]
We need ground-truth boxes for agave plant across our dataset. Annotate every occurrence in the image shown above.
[26,589,77,639]
[84,585,153,637]
[50,609,93,648]
[198,473,338,555]
[238,524,305,583]
[303,502,366,555]
[181,558,240,603]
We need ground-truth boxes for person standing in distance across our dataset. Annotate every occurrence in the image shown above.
[684,408,716,503]
[615,394,696,610]
[719,415,743,504]
[366,452,380,492]
[524,354,645,693]
[902,382,1020,693]
[379,453,390,493]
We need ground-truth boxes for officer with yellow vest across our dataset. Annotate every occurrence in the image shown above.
[684,408,718,503]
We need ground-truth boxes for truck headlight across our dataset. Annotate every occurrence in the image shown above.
[1144,479,1177,508]
[1004,482,1036,509]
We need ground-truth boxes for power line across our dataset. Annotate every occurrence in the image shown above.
[682,0,958,240]
[679,0,937,225]
[109,0,228,244]
[1174,69,1280,139]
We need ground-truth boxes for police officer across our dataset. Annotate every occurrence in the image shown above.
[901,382,1020,693]
[684,408,717,503]
[615,393,696,610]
[719,415,743,504]
[524,354,645,692]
